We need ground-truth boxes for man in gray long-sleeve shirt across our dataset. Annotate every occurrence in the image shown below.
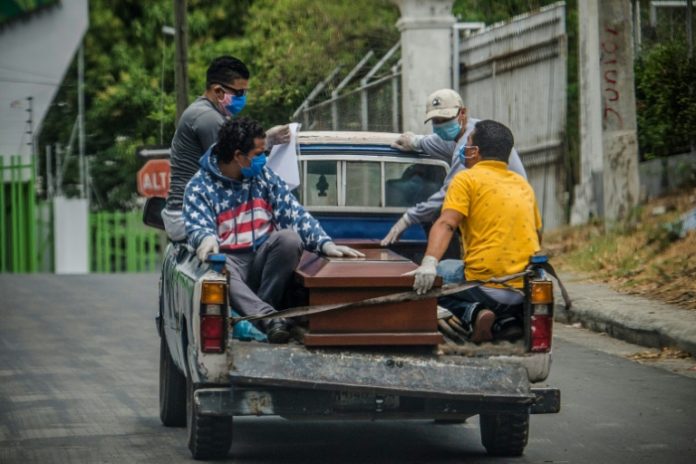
[162,55,290,241]
[381,88,527,246]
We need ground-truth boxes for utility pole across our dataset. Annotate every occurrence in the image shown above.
[174,0,189,125]
[78,44,86,200]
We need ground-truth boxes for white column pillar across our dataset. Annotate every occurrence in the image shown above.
[392,0,456,133]
[53,196,89,274]
[599,0,640,223]
[571,0,640,225]
[571,0,604,225]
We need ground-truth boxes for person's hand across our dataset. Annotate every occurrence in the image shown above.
[321,241,366,258]
[265,124,291,148]
[380,213,413,246]
[391,132,423,151]
[196,236,219,262]
[404,255,439,295]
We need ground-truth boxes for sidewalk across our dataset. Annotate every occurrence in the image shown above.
[554,272,696,358]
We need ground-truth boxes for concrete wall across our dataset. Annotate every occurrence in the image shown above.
[639,153,696,200]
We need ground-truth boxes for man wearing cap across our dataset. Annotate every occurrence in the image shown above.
[381,88,526,247]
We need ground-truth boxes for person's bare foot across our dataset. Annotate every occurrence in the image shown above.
[471,309,495,343]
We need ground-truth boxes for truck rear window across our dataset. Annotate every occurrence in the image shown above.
[298,156,446,212]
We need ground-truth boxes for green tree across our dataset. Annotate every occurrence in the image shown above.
[635,41,696,159]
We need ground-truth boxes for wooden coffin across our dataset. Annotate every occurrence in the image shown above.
[294,247,443,347]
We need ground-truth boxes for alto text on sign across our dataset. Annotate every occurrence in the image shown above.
[137,159,171,197]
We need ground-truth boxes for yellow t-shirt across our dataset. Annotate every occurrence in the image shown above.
[442,160,541,288]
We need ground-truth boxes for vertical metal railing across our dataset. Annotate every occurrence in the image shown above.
[0,155,38,273]
[90,210,164,273]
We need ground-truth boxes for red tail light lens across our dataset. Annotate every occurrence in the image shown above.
[201,314,224,353]
[530,313,553,352]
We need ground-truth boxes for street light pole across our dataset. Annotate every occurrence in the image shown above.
[174,0,189,125]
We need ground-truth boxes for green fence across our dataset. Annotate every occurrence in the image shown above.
[90,210,164,273]
[0,155,38,273]
[2,152,163,273]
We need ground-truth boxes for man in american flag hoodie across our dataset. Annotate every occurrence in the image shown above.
[183,117,364,343]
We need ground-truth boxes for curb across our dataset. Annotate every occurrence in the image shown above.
[553,274,696,358]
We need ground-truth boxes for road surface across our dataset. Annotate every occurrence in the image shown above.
[1,274,694,463]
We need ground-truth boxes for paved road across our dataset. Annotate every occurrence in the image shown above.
[1,274,695,463]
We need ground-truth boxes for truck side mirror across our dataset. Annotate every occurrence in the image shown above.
[143,196,166,230]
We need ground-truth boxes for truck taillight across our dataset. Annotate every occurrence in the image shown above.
[530,280,553,304]
[201,281,227,353]
[530,281,553,352]
[202,282,226,304]
[201,315,225,353]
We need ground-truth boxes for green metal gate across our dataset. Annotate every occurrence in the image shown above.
[0,155,38,273]
[90,210,164,273]
[2,153,163,273]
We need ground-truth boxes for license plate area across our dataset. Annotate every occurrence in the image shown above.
[334,391,399,411]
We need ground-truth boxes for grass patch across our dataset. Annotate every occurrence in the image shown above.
[544,187,696,310]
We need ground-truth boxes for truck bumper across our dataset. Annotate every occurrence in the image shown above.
[194,385,560,417]
[216,342,558,418]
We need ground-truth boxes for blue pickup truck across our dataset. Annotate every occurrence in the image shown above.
[144,131,559,460]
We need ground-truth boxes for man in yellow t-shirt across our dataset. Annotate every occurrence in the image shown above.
[407,120,541,342]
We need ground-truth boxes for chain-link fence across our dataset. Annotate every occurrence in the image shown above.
[293,43,402,133]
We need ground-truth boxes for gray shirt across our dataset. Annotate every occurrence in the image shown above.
[166,97,227,210]
[405,117,527,224]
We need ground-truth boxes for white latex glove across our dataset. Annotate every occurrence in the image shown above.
[404,255,439,295]
[265,124,291,148]
[196,235,219,262]
[380,213,413,246]
[321,241,366,258]
[391,132,423,151]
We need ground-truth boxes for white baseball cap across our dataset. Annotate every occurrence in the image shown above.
[424,89,464,123]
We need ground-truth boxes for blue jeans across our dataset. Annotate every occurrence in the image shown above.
[437,259,464,284]
[436,259,522,329]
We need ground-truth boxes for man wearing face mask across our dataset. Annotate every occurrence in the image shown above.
[381,89,526,247]
[407,120,541,343]
[162,55,291,241]
[183,118,364,343]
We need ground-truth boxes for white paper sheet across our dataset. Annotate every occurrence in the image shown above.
[267,122,301,190]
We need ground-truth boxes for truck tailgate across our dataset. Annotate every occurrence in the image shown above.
[229,341,535,404]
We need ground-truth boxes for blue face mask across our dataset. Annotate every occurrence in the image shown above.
[433,119,461,141]
[241,154,266,178]
[457,144,478,163]
[225,95,246,116]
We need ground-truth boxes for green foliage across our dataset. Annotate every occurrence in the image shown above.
[635,41,696,159]
[238,0,399,126]
[646,218,683,250]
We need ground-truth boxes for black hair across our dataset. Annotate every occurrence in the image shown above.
[206,55,250,88]
[471,120,514,163]
[214,117,266,163]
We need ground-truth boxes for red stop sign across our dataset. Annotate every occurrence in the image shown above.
[137,159,171,197]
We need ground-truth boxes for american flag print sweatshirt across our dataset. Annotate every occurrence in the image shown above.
[183,147,331,253]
